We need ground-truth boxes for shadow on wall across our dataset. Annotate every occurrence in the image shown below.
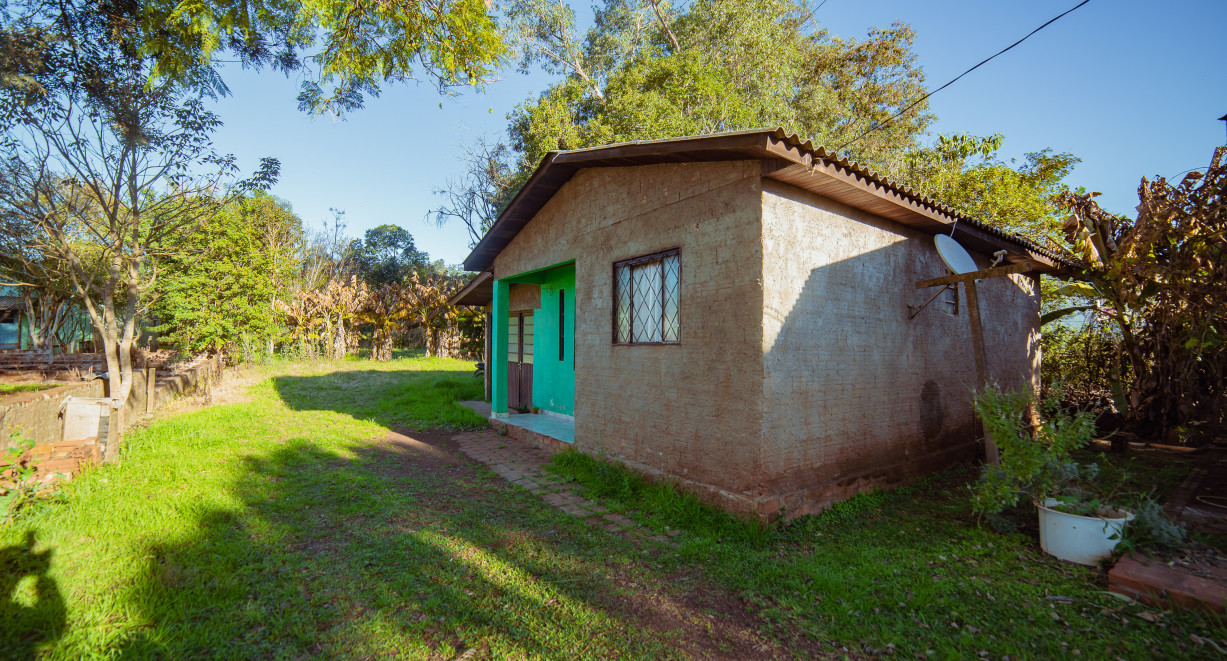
[0,531,66,660]
[758,229,1039,500]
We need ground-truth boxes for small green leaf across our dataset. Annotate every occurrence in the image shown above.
[1041,306,1097,326]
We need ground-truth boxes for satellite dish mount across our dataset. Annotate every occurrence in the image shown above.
[914,234,1035,466]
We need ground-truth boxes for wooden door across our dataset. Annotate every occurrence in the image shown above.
[507,312,534,410]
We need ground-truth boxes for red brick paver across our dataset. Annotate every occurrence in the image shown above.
[1110,553,1227,614]
[451,430,676,544]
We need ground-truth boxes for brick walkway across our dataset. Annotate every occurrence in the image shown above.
[450,430,679,545]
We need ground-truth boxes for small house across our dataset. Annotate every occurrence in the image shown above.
[452,129,1065,520]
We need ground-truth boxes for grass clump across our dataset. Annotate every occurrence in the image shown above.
[0,383,55,396]
[547,449,770,544]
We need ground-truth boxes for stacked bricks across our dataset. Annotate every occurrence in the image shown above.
[1,438,102,487]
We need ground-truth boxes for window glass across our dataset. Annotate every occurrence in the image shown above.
[507,315,519,361]
[522,314,534,364]
[613,249,680,344]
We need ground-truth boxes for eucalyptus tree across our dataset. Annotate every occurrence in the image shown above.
[433,0,932,241]
[502,0,930,166]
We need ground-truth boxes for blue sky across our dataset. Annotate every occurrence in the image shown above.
[206,0,1227,267]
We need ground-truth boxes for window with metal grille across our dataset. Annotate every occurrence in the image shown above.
[613,248,680,344]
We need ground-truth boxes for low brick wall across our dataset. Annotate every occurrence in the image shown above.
[0,355,223,480]
[0,381,106,448]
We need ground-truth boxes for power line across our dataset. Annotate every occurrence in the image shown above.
[837,0,1093,154]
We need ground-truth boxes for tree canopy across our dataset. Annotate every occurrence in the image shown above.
[902,134,1080,243]
[350,224,429,287]
[506,0,930,168]
[0,0,506,115]
[433,0,935,244]
[149,192,301,356]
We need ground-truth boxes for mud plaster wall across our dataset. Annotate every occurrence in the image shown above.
[492,161,767,495]
[507,283,541,312]
[758,179,1041,517]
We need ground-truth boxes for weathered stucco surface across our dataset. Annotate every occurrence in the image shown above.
[757,179,1041,518]
[490,162,1042,520]
[492,161,767,504]
[507,283,541,312]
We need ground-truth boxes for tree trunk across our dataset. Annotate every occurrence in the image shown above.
[18,291,65,352]
[369,328,392,361]
[427,328,440,358]
[21,292,44,350]
[334,313,347,359]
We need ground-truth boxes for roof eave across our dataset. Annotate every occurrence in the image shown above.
[448,271,494,307]
[460,129,1075,275]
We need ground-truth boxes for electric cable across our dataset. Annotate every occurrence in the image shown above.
[837,0,1093,154]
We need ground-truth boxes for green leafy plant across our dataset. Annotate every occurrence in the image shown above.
[1,435,42,525]
[1115,499,1187,553]
[970,386,1099,530]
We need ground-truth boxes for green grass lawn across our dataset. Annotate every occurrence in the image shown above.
[2,356,1224,659]
[548,450,1226,659]
[0,383,56,396]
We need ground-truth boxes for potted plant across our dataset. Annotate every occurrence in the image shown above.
[970,387,1134,566]
[1032,464,1134,566]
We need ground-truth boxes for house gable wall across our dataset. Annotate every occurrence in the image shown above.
[757,178,1041,518]
[492,161,767,497]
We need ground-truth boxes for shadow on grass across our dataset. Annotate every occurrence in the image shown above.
[86,357,711,658]
[113,434,696,658]
[272,370,488,432]
[0,531,65,660]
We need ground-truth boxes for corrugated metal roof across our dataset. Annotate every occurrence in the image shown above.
[0,296,23,311]
[462,128,1075,273]
[759,128,1071,266]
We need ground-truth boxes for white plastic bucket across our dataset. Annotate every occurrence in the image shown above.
[1036,498,1133,566]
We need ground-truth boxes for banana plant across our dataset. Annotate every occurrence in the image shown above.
[1050,147,1226,441]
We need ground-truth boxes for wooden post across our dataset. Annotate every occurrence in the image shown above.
[145,366,156,413]
[103,401,121,463]
[962,279,999,465]
[916,262,1036,467]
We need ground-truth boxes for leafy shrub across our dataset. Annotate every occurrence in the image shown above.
[970,387,1098,529]
[1041,323,1130,417]
[1,435,43,525]
[1118,499,1187,552]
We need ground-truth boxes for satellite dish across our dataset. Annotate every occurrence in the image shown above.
[934,234,978,275]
